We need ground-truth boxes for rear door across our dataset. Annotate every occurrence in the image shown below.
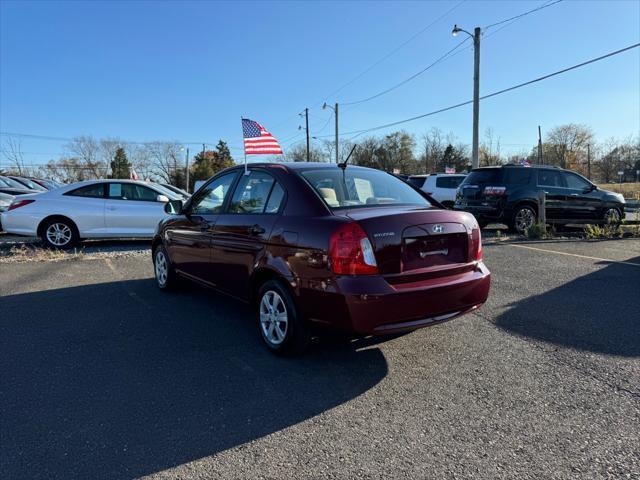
[104,183,166,237]
[536,170,566,220]
[210,170,285,299]
[165,171,238,284]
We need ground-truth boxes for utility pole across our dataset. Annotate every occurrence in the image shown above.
[471,27,481,170]
[538,126,543,165]
[587,144,591,180]
[185,147,190,193]
[334,103,339,163]
[304,108,310,162]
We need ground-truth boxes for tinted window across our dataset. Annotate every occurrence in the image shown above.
[435,176,465,189]
[564,172,591,190]
[66,184,105,198]
[504,168,532,185]
[190,172,237,214]
[462,169,503,184]
[229,171,275,214]
[537,170,565,187]
[301,168,430,209]
[265,182,285,213]
[408,176,427,188]
[108,183,158,201]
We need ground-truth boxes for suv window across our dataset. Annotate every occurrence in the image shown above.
[108,183,158,201]
[504,168,532,185]
[190,172,237,214]
[66,184,105,198]
[563,172,591,190]
[463,169,503,184]
[435,176,465,189]
[408,176,427,188]
[229,171,276,214]
[537,170,565,187]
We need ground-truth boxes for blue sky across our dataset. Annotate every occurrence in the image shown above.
[1,0,639,167]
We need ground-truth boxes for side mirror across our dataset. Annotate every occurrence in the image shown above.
[584,184,596,193]
[164,199,183,214]
[157,194,170,203]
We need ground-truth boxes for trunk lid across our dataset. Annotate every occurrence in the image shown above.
[341,206,476,276]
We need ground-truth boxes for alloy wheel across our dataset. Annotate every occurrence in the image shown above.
[605,208,621,224]
[259,290,288,346]
[46,223,72,247]
[515,207,536,233]
[155,250,168,287]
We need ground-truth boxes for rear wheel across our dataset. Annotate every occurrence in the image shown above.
[40,218,79,250]
[257,280,309,355]
[510,205,537,234]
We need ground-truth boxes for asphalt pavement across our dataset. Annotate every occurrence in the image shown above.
[1,240,639,479]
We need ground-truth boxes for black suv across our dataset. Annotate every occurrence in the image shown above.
[454,165,625,233]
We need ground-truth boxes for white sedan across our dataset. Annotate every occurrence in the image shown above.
[0,179,181,249]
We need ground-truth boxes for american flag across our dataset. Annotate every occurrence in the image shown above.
[242,118,283,155]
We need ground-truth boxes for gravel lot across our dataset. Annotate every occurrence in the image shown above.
[1,239,639,479]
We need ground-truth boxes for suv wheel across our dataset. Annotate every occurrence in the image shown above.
[511,205,536,234]
[258,280,310,355]
[604,208,621,225]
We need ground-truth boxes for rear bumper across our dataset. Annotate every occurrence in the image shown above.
[298,262,491,335]
[0,212,38,236]
[454,204,506,223]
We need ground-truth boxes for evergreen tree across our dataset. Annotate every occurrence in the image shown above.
[110,147,131,179]
[215,140,233,165]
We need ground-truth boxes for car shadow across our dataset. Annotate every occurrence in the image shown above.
[0,279,388,479]
[494,255,640,357]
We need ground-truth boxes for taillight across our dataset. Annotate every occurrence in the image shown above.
[469,226,482,261]
[483,186,506,196]
[329,222,378,275]
[8,199,35,211]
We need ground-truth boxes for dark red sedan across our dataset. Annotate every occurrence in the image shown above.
[152,163,490,354]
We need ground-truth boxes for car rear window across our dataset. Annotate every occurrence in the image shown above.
[462,169,503,184]
[435,176,465,189]
[503,168,532,185]
[408,176,427,188]
[301,168,431,210]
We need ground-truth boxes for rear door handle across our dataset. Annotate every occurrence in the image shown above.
[249,224,266,235]
[570,193,579,196]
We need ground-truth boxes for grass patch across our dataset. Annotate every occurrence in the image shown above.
[0,244,85,263]
[524,222,552,240]
[597,183,640,201]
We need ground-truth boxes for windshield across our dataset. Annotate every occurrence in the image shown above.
[0,176,27,189]
[461,168,503,185]
[301,168,431,210]
[14,177,46,191]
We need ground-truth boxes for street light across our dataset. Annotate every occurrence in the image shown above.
[323,102,339,163]
[179,146,190,192]
[452,24,481,169]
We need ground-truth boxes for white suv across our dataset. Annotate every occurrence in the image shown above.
[408,174,466,208]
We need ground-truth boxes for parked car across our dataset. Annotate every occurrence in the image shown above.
[160,183,190,199]
[0,192,15,231]
[0,179,182,248]
[0,176,37,196]
[29,177,63,190]
[454,165,626,233]
[408,174,466,208]
[8,176,48,192]
[152,163,490,355]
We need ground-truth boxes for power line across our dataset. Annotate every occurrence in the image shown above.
[484,0,564,31]
[315,42,640,139]
[341,38,470,106]
[316,0,467,107]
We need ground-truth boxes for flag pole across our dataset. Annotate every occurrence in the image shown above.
[241,116,248,175]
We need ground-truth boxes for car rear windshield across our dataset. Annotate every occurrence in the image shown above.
[435,176,465,189]
[462,168,503,184]
[301,168,431,210]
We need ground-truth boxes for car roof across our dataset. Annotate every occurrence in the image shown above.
[473,165,561,170]
[234,162,379,172]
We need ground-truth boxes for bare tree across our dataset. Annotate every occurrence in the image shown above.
[65,136,109,178]
[420,128,445,174]
[480,127,503,166]
[144,141,183,183]
[546,124,594,173]
[3,137,26,174]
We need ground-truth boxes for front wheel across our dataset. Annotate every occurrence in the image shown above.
[154,246,179,290]
[511,205,537,234]
[257,280,310,355]
[604,208,621,225]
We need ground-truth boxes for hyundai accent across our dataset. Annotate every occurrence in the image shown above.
[153,163,491,354]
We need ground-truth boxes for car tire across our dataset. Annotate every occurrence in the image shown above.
[257,279,310,355]
[154,245,179,291]
[509,205,537,234]
[604,208,622,225]
[40,218,79,250]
